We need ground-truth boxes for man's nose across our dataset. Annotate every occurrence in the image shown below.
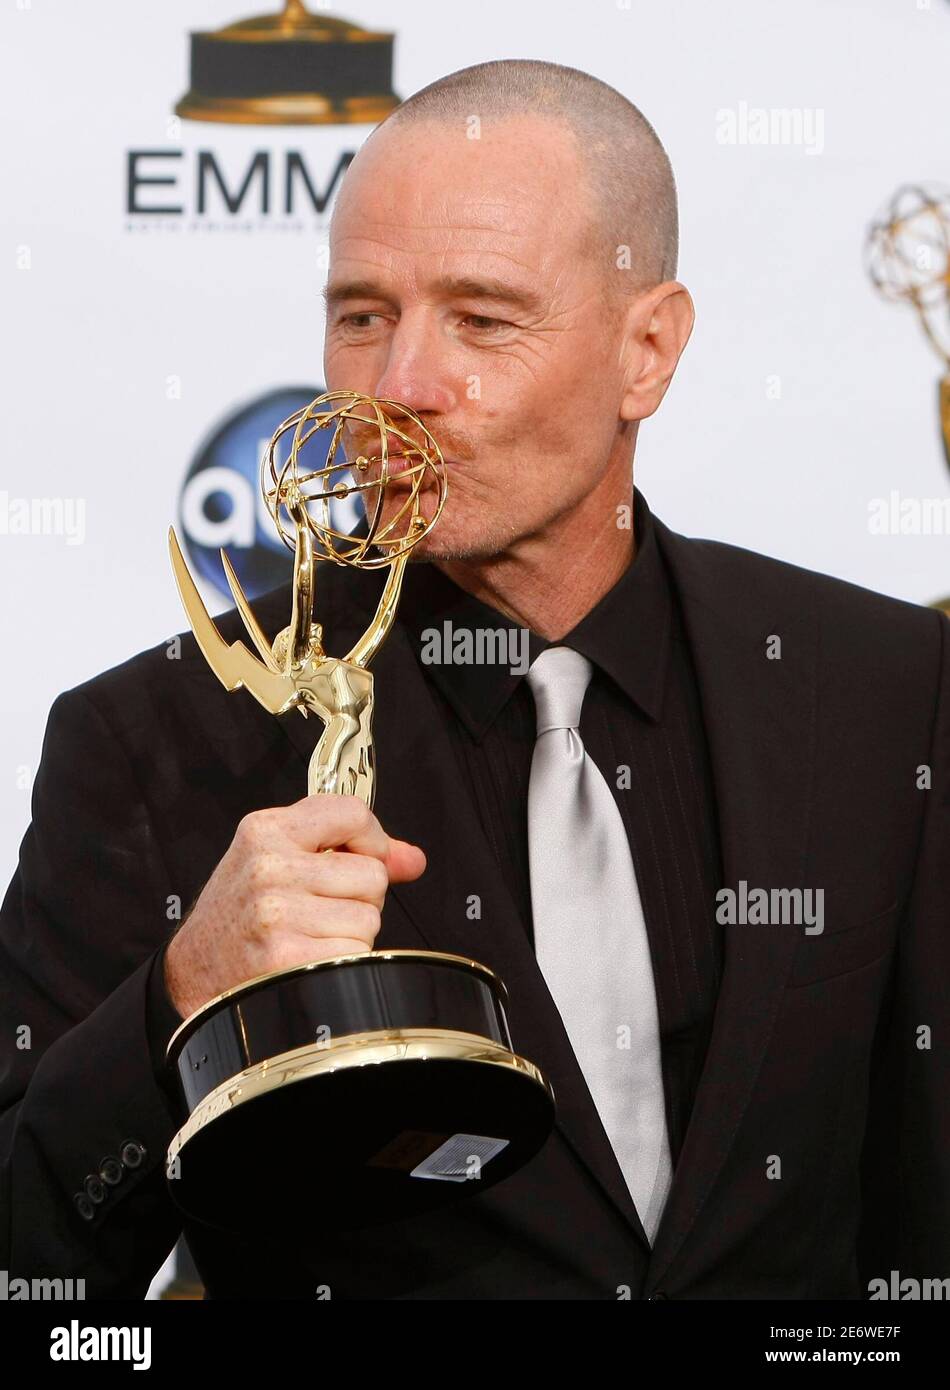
[372,312,456,415]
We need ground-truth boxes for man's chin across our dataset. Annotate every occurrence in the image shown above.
[405,525,513,565]
[363,499,504,563]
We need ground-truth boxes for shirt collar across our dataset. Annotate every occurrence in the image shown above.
[396,487,673,741]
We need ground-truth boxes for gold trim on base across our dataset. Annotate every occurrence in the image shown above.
[174,93,398,126]
[167,1027,553,1165]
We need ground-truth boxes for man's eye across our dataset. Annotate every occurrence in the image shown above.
[340,313,381,329]
[462,315,510,333]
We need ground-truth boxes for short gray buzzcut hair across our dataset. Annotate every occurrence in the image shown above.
[378,58,679,288]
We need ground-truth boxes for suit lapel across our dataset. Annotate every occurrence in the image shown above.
[645,519,819,1286]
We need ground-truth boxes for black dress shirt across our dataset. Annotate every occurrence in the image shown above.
[392,488,726,1165]
[148,489,725,1168]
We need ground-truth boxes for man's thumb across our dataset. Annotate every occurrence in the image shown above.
[385,837,427,883]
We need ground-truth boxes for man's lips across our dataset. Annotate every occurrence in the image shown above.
[356,450,453,491]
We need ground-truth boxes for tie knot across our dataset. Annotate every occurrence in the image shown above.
[526,646,593,734]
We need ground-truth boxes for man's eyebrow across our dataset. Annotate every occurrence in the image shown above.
[322,275,542,314]
[436,275,542,313]
[323,279,394,311]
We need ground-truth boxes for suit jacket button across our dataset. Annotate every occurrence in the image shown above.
[98,1156,124,1186]
[120,1140,146,1170]
[84,1174,106,1204]
[74,1193,95,1221]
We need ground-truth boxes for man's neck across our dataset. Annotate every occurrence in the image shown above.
[435,469,636,641]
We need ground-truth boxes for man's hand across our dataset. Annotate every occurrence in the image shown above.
[163,795,426,1019]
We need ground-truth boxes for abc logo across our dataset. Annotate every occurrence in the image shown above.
[178,386,362,601]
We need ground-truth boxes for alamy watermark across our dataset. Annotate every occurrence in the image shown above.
[1,1268,85,1299]
[716,881,824,934]
[868,1271,950,1300]
[49,1320,151,1370]
[716,102,824,155]
[420,621,528,675]
[868,490,950,535]
[0,491,85,545]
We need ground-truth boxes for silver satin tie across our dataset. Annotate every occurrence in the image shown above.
[526,645,672,1244]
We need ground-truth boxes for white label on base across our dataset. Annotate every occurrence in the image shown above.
[410,1133,509,1182]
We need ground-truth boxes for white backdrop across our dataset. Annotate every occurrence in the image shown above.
[2,0,950,885]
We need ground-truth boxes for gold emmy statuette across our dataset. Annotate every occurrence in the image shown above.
[866,184,950,613]
[175,0,400,127]
[165,391,555,1238]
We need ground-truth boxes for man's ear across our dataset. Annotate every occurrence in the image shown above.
[619,282,695,422]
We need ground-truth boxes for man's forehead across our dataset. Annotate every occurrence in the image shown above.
[332,180,549,245]
[333,115,581,236]
[328,189,555,289]
[327,118,590,291]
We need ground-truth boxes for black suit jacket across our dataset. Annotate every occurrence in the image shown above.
[1,513,948,1299]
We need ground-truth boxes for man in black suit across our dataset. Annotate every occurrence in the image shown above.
[2,59,948,1300]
